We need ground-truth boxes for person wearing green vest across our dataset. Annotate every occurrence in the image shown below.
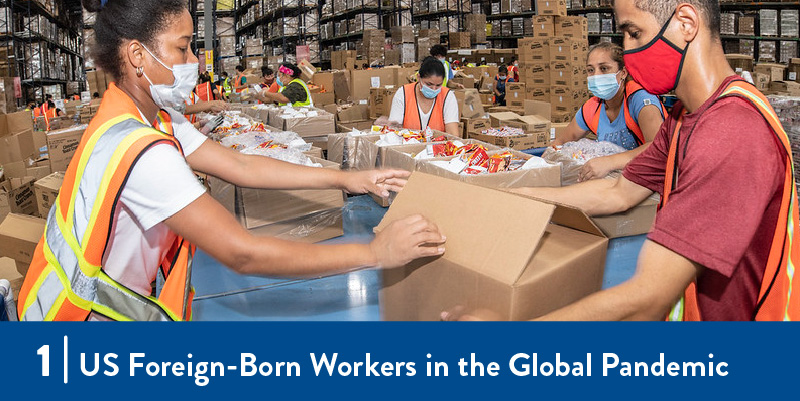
[430,45,464,90]
[255,63,313,107]
[218,71,232,98]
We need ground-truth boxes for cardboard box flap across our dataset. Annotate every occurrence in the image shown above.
[377,172,556,285]
[550,203,605,237]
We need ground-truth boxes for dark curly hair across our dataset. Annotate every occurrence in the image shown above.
[82,0,187,82]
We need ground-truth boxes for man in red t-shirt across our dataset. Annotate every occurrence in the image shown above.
[449,0,792,321]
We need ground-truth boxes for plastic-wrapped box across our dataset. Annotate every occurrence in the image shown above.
[600,13,614,34]
[759,40,777,63]
[305,12,318,34]
[781,41,798,65]
[501,20,512,37]
[781,9,799,38]
[740,39,755,58]
[720,13,736,36]
[491,2,500,14]
[760,9,778,36]
[587,13,600,34]
[218,17,235,36]
[512,17,524,36]
[738,15,756,36]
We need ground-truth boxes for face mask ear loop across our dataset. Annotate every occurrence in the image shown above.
[141,43,173,72]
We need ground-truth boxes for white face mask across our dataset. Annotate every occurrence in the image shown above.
[141,44,198,112]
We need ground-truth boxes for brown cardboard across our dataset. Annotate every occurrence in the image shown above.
[754,63,787,83]
[1,177,37,216]
[453,89,486,120]
[0,213,46,264]
[770,81,800,96]
[531,16,555,37]
[462,118,491,137]
[34,172,64,218]
[0,112,34,138]
[298,59,317,83]
[469,130,549,150]
[535,0,567,16]
[311,92,336,106]
[350,69,396,103]
[0,257,24,299]
[378,172,607,321]
[369,87,399,119]
[247,208,344,243]
[726,54,755,73]
[418,149,560,187]
[592,196,658,239]
[240,158,345,229]
[47,125,86,172]
[382,140,499,173]
[555,16,589,40]
[271,110,336,138]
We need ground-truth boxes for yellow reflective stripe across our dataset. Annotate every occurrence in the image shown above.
[64,115,137,231]
[19,263,56,320]
[54,199,98,278]
[668,297,684,321]
[82,127,163,251]
[40,234,93,311]
[96,273,181,321]
[43,291,68,321]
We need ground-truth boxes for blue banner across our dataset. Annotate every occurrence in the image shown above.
[0,322,796,399]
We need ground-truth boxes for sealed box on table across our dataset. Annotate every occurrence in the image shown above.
[47,125,86,172]
[378,172,606,321]
[206,157,345,244]
[336,104,372,131]
[270,108,336,138]
[0,213,46,267]
[34,171,64,218]
[462,117,491,137]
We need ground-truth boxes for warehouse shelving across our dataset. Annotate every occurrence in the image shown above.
[569,1,800,61]
[1,0,85,105]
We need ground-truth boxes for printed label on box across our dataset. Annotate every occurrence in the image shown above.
[371,77,381,88]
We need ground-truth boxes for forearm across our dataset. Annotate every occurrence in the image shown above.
[237,236,378,277]
[259,91,291,104]
[513,176,632,216]
[604,143,651,170]
[444,122,460,138]
[535,280,669,321]
[184,103,209,115]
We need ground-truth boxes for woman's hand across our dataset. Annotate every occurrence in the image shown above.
[206,100,229,113]
[370,214,446,269]
[342,169,410,198]
[579,156,617,182]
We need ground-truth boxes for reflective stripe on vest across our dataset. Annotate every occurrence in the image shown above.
[17,86,195,321]
[442,60,450,87]
[664,80,800,321]
[401,83,448,132]
[196,82,213,102]
[278,79,313,107]
[222,77,232,95]
[581,80,667,146]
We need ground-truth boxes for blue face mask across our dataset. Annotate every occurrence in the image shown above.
[276,76,283,87]
[420,83,441,99]
[587,72,622,100]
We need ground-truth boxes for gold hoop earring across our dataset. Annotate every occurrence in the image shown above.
[136,67,144,77]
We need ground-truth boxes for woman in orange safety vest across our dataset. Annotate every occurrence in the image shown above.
[17,0,444,321]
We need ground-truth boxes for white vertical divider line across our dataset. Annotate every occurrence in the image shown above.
[63,336,68,384]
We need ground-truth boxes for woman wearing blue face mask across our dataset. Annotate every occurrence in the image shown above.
[555,42,666,182]
[17,0,446,321]
[387,57,461,138]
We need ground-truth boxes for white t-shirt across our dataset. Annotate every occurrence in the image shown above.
[388,86,459,130]
[89,108,208,298]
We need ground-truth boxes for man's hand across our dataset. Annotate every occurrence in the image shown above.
[370,214,446,269]
[579,156,617,182]
[440,306,502,321]
[342,169,410,198]
[207,100,230,113]
[454,83,465,89]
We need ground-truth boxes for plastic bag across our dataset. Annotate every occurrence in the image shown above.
[542,139,627,186]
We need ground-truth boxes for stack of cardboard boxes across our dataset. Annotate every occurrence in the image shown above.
[362,29,385,66]
[518,8,589,123]
[86,69,110,97]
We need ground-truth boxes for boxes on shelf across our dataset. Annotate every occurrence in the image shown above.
[390,26,414,44]
[532,15,555,37]
[449,32,471,50]
[379,172,607,321]
[465,14,487,43]
[554,16,588,40]
[725,54,754,74]
[738,15,755,36]
[535,0,567,16]
[781,9,798,38]
[760,9,778,37]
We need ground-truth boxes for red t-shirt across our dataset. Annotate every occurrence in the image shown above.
[622,75,787,321]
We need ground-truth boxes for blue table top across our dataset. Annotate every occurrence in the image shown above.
[191,195,646,321]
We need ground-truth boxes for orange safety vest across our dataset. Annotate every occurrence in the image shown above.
[581,80,667,147]
[235,74,245,93]
[268,81,279,93]
[184,92,198,124]
[17,82,195,321]
[195,82,215,102]
[664,79,800,321]
[402,83,449,132]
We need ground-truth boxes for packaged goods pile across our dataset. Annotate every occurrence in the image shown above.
[542,139,627,185]
[767,95,800,190]
[427,148,552,176]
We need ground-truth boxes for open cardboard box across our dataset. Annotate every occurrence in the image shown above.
[0,213,46,270]
[381,140,500,173]
[416,148,561,189]
[377,172,608,321]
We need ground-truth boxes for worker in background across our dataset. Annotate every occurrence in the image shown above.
[218,71,233,97]
[508,56,520,82]
[385,57,460,138]
[255,63,313,107]
[446,0,800,322]
[259,66,279,93]
[24,101,36,112]
[184,75,228,124]
[194,72,223,101]
[233,65,247,93]
[554,42,665,181]
[429,45,465,89]
[18,0,444,322]
[492,65,513,106]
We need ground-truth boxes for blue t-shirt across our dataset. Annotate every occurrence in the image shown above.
[574,90,663,151]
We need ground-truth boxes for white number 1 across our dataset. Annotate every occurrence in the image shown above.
[37,345,49,377]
